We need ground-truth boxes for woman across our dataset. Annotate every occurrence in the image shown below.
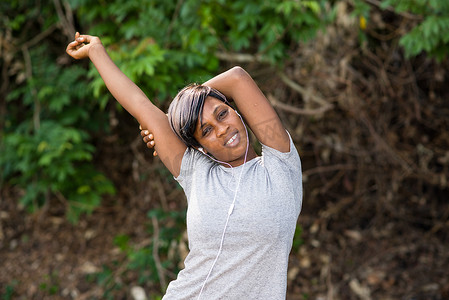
[66,32,302,299]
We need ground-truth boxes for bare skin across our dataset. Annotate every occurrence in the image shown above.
[67,32,289,175]
[67,32,186,176]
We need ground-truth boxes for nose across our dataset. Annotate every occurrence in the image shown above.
[216,123,229,137]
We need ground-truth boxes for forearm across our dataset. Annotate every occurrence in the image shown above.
[66,33,187,175]
[88,44,150,121]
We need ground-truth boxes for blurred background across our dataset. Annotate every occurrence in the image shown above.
[1,0,448,299]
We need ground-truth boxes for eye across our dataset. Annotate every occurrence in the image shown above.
[218,109,228,120]
[202,126,212,137]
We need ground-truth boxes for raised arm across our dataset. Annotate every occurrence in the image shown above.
[203,66,290,152]
[66,33,186,176]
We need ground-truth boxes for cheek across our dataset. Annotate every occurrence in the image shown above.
[231,113,244,128]
[201,138,220,153]
[193,135,213,153]
[193,130,207,147]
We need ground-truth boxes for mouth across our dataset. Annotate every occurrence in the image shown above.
[224,132,239,147]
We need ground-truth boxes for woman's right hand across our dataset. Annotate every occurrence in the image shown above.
[140,126,158,156]
[66,32,102,60]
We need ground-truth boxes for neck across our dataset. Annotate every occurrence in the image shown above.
[225,146,257,168]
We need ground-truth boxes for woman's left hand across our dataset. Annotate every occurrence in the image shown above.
[139,125,158,156]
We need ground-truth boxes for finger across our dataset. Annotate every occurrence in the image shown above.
[78,34,95,44]
[66,39,83,52]
[66,40,79,50]
[153,151,158,157]
[139,125,142,130]
[148,133,154,140]
[141,130,149,137]
[66,44,78,56]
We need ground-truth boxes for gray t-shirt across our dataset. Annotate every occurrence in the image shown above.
[163,133,302,299]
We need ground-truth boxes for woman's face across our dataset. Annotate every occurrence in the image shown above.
[193,96,249,167]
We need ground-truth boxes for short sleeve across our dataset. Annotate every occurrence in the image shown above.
[174,148,194,190]
[174,147,213,194]
[261,131,302,174]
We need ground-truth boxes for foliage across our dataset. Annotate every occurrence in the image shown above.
[1,0,449,299]
[0,1,116,222]
[1,0,328,220]
[70,0,330,103]
[1,0,330,295]
[0,280,17,300]
[85,264,122,300]
[352,0,449,61]
[38,272,60,296]
[292,225,304,253]
[65,0,325,289]
[88,208,186,297]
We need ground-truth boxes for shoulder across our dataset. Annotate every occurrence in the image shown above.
[175,147,215,186]
[261,131,301,173]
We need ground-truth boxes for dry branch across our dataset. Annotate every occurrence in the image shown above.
[268,94,333,116]
[151,215,167,292]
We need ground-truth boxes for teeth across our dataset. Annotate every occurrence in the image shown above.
[226,133,237,145]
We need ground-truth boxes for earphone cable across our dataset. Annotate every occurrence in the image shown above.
[196,113,249,300]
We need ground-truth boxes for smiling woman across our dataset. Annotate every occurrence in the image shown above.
[193,97,252,162]
[66,32,302,300]
[167,84,228,149]
[167,84,257,167]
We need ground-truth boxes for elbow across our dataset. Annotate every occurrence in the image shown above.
[229,66,251,84]
[230,66,248,78]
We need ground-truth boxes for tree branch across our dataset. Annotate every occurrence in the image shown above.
[151,215,167,292]
[268,94,332,116]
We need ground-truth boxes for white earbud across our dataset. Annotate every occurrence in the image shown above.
[198,147,205,154]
